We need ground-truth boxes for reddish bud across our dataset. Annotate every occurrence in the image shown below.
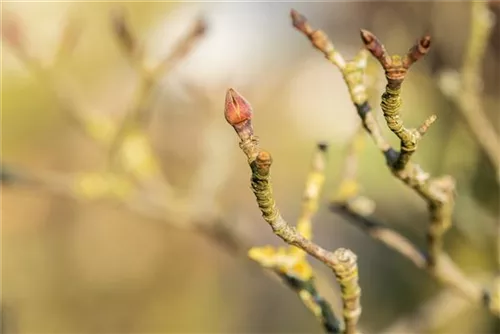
[360,29,391,68]
[224,88,253,126]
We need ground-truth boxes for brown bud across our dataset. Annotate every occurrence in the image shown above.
[360,29,375,45]
[360,29,390,67]
[224,88,253,126]
[404,35,431,68]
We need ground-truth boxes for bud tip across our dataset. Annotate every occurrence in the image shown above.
[224,88,253,126]
[360,29,374,44]
[420,35,431,48]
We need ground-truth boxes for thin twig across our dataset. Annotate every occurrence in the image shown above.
[330,104,495,316]
[292,9,445,269]
[248,142,339,333]
[225,88,362,334]
[295,142,329,242]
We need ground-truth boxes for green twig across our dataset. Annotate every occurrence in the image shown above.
[225,88,362,333]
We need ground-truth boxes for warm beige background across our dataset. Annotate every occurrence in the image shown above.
[2,1,499,333]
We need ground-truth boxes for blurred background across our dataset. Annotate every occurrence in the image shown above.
[2,1,499,333]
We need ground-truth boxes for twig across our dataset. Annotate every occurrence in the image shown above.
[295,142,329,242]
[248,142,339,333]
[291,9,452,270]
[290,9,499,317]
[224,88,362,334]
[290,10,390,155]
[329,104,496,316]
[358,29,451,270]
[279,274,342,333]
[331,204,425,269]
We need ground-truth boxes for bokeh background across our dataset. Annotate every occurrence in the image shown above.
[2,1,500,333]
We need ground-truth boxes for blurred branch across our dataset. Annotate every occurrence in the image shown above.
[290,9,499,317]
[1,12,98,144]
[225,88,362,334]
[381,287,471,334]
[52,15,83,68]
[329,125,490,311]
[330,129,424,268]
[1,160,346,333]
[152,19,206,81]
[438,2,499,182]
[107,12,207,172]
[3,11,344,331]
[437,1,500,312]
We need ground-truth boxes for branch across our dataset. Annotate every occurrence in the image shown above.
[360,30,453,270]
[438,2,500,305]
[359,29,436,172]
[290,9,498,317]
[295,142,328,242]
[291,9,452,270]
[329,113,497,317]
[248,142,339,333]
[224,88,362,334]
[290,10,390,155]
